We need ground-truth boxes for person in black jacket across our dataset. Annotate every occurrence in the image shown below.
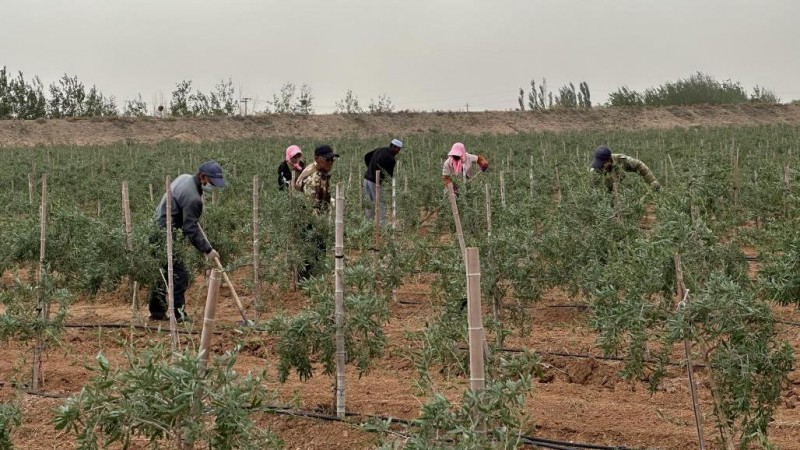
[363,138,403,224]
[278,145,305,190]
[148,161,225,322]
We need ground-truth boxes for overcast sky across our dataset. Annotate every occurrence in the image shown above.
[2,0,798,113]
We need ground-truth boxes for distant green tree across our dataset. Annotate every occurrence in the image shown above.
[335,89,363,113]
[578,81,592,108]
[170,80,193,116]
[270,82,295,113]
[609,86,644,106]
[123,94,148,117]
[210,78,236,116]
[0,67,10,118]
[527,79,539,110]
[516,88,525,111]
[8,71,46,119]
[751,85,779,104]
[296,83,313,114]
[555,82,577,108]
[368,93,394,113]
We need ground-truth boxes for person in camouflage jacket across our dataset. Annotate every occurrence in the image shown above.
[295,145,339,213]
[589,145,661,192]
[293,144,338,280]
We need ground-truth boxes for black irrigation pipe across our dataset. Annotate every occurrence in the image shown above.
[458,346,706,369]
[63,323,223,335]
[255,405,631,450]
[7,388,630,450]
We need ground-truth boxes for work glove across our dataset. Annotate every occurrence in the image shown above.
[650,181,661,192]
[206,248,220,263]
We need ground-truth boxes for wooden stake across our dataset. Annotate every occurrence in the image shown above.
[446,184,467,263]
[554,166,563,205]
[499,172,506,208]
[165,177,179,351]
[122,182,140,322]
[674,255,707,450]
[732,141,739,209]
[32,174,48,392]
[149,183,154,204]
[392,176,397,231]
[198,269,221,375]
[28,172,33,205]
[334,184,346,418]
[784,165,791,219]
[465,247,486,433]
[529,168,534,198]
[484,185,492,238]
[252,176,261,320]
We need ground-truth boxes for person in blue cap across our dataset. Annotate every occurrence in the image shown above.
[590,145,660,192]
[148,160,225,322]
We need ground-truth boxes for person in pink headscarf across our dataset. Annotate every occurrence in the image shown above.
[442,142,488,193]
[278,145,306,190]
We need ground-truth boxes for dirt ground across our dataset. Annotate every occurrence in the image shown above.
[3,107,800,448]
[1,103,800,148]
[2,266,800,450]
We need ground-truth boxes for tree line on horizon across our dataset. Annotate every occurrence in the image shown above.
[0,66,789,120]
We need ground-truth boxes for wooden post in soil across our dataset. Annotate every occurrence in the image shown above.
[198,269,221,375]
[149,183,154,204]
[289,170,298,292]
[554,166,563,205]
[484,185,492,238]
[28,172,33,205]
[529,168,534,198]
[499,171,506,208]
[122,182,140,322]
[334,184,347,418]
[184,268,221,450]
[674,254,707,450]
[465,247,486,433]
[391,175,398,302]
[783,165,791,219]
[446,183,467,263]
[252,176,261,320]
[165,177,179,351]
[32,174,48,392]
[373,170,381,293]
[732,140,740,209]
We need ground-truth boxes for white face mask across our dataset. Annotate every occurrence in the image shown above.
[203,183,215,193]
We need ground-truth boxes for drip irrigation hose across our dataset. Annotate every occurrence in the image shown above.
[64,322,223,335]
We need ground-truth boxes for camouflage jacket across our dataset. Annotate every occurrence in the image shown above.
[593,153,660,192]
[295,162,332,212]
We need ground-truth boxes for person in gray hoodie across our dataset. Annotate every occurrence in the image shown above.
[148,160,225,322]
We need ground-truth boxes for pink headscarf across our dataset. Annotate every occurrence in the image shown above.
[285,145,303,171]
[448,142,466,175]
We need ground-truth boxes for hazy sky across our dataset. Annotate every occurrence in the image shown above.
[2,0,798,113]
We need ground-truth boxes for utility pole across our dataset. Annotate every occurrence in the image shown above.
[241,97,251,116]
[464,102,470,112]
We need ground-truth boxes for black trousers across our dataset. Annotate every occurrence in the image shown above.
[148,231,189,316]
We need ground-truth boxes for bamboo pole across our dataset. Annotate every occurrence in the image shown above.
[121,182,140,322]
[783,165,791,219]
[252,176,261,320]
[289,170,298,292]
[334,184,346,418]
[465,247,486,433]
[499,171,506,208]
[554,166,563,205]
[529,168,534,198]
[484,185,492,238]
[391,176,397,231]
[675,255,707,450]
[32,174,48,392]
[374,170,382,236]
[198,269,221,375]
[732,140,739,209]
[28,172,33,205]
[446,183,467,263]
[165,177,179,351]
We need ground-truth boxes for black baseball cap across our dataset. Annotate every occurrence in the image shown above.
[314,145,339,160]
